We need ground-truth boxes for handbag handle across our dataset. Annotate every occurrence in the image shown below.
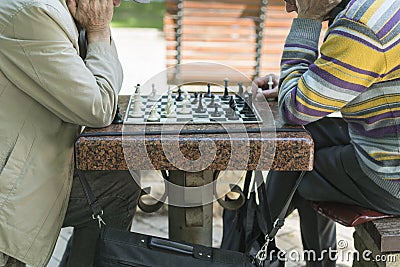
[149,237,194,255]
[255,170,306,263]
[76,170,106,228]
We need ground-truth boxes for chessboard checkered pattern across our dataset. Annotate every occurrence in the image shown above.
[124,94,262,124]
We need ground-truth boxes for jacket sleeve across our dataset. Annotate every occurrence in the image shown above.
[278,18,385,125]
[1,3,123,127]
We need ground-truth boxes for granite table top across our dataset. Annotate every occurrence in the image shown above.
[75,95,314,171]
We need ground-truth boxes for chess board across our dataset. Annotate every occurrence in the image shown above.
[124,94,263,125]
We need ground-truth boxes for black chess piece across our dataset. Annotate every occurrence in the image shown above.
[240,95,255,117]
[240,95,251,115]
[221,78,230,101]
[227,96,239,120]
[247,92,253,108]
[207,94,216,108]
[211,104,222,117]
[191,92,199,104]
[204,83,212,98]
[235,83,245,104]
[195,93,207,113]
[112,105,123,124]
[227,109,239,120]
[227,96,237,115]
[135,84,141,94]
[228,96,235,109]
[175,87,184,101]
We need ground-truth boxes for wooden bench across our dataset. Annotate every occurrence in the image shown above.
[313,202,400,267]
[163,0,297,84]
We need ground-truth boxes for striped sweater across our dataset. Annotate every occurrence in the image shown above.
[278,0,400,197]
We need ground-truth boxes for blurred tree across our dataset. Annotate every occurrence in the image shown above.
[112,0,166,29]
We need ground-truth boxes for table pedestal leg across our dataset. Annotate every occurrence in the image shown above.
[168,170,214,246]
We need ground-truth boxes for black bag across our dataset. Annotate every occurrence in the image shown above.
[221,171,306,267]
[95,226,254,267]
[76,170,304,267]
[76,171,254,267]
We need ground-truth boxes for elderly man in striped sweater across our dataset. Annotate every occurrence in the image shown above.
[255,0,400,266]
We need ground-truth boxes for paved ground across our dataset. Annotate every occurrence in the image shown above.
[45,28,355,267]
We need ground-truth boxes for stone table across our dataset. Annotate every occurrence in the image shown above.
[75,95,314,246]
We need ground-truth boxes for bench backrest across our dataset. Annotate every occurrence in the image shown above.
[164,0,297,85]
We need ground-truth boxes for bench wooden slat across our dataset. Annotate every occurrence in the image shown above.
[164,0,315,82]
[182,10,260,18]
[357,217,400,253]
[167,2,263,11]
[181,18,257,26]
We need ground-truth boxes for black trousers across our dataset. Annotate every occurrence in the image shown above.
[59,170,141,267]
[266,117,400,267]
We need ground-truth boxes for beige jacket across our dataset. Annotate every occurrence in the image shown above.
[0,0,123,266]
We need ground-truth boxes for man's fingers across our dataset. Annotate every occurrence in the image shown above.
[263,88,279,99]
[254,77,268,89]
[253,74,279,99]
[67,0,77,16]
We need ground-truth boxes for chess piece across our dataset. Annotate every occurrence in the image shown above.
[241,95,251,115]
[227,109,239,120]
[129,92,144,118]
[179,92,191,114]
[191,92,199,104]
[240,95,255,118]
[184,90,190,101]
[207,94,216,108]
[228,96,235,109]
[235,83,244,104]
[247,90,254,108]
[204,83,212,98]
[147,106,160,121]
[167,86,173,99]
[135,84,141,95]
[227,96,239,120]
[211,104,221,117]
[241,90,255,117]
[267,75,277,102]
[175,87,184,101]
[268,75,274,89]
[221,78,230,101]
[179,99,191,114]
[112,105,123,124]
[255,75,276,102]
[149,83,158,101]
[165,96,176,116]
[195,93,206,113]
[255,87,264,102]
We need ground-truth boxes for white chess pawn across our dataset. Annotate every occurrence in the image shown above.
[149,83,158,101]
[268,75,274,90]
[129,84,144,117]
[165,97,176,117]
[129,97,143,118]
[167,86,172,99]
[179,94,191,114]
[255,84,265,102]
[147,106,160,121]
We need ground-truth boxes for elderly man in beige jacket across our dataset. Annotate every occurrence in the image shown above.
[0,0,147,266]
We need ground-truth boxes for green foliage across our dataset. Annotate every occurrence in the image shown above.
[112,1,166,29]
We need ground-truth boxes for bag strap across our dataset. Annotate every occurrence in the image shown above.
[76,171,106,228]
[255,171,306,263]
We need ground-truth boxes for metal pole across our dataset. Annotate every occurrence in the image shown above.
[168,170,214,246]
[254,0,269,78]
